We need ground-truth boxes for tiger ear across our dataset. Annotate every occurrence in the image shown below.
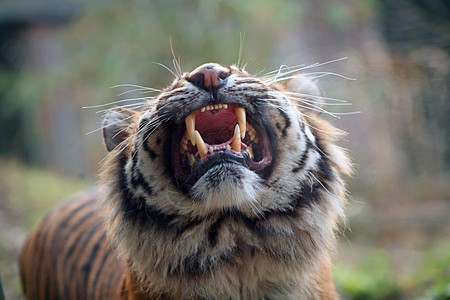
[102,107,137,152]
[281,74,324,114]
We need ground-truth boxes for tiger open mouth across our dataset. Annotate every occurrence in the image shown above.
[172,104,273,184]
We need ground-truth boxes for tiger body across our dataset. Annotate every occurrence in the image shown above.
[20,63,351,299]
[20,189,125,299]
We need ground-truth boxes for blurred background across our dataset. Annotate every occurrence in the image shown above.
[0,0,448,299]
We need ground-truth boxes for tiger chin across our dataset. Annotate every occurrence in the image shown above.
[20,63,352,300]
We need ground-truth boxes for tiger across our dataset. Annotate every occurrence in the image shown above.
[20,62,352,299]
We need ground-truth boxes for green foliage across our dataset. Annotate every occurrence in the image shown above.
[0,159,91,228]
[334,250,401,300]
[334,244,450,300]
[412,243,450,300]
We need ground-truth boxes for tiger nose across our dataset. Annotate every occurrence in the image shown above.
[187,63,230,92]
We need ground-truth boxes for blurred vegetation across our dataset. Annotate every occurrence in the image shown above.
[0,0,448,299]
[335,245,450,300]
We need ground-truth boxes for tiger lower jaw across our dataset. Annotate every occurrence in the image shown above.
[190,162,262,212]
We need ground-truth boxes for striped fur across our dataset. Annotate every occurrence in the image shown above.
[20,188,125,299]
[20,63,351,299]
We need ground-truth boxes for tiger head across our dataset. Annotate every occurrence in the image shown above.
[101,62,351,297]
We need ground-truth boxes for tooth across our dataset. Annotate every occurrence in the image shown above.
[226,144,231,151]
[185,112,196,146]
[214,105,219,109]
[201,107,205,113]
[209,146,213,153]
[218,104,222,109]
[181,133,188,145]
[247,145,253,158]
[195,130,208,159]
[188,154,195,166]
[248,131,254,141]
[179,144,187,154]
[231,124,241,153]
[254,131,259,143]
[223,104,228,109]
[234,106,246,139]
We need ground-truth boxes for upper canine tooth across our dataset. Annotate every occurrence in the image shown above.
[234,106,246,139]
[195,130,208,159]
[231,124,241,153]
[185,112,196,146]
[223,104,228,109]
[201,107,205,113]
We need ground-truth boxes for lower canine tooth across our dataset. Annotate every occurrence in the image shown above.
[188,154,195,166]
[231,124,241,153]
[179,144,187,154]
[195,130,208,159]
[247,145,253,158]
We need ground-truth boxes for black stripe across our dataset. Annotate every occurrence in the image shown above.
[130,153,154,196]
[80,233,106,299]
[277,108,291,138]
[207,218,224,247]
[103,264,121,300]
[169,245,240,276]
[35,199,93,299]
[157,89,191,102]
[143,136,157,159]
[139,116,160,160]
[316,157,335,183]
[293,179,322,209]
[138,118,149,132]
[234,79,261,85]
[292,139,313,173]
[118,153,201,235]
[90,241,110,299]
[63,222,102,299]
[61,209,98,277]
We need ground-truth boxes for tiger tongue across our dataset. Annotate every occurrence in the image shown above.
[194,124,242,159]
[184,106,246,144]
[184,105,246,158]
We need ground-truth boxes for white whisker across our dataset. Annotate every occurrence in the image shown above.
[116,88,161,97]
[263,57,349,85]
[278,91,349,103]
[237,32,246,69]
[85,114,136,136]
[153,62,179,79]
[83,97,155,110]
[95,103,149,115]
[111,84,160,90]
[303,71,356,81]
